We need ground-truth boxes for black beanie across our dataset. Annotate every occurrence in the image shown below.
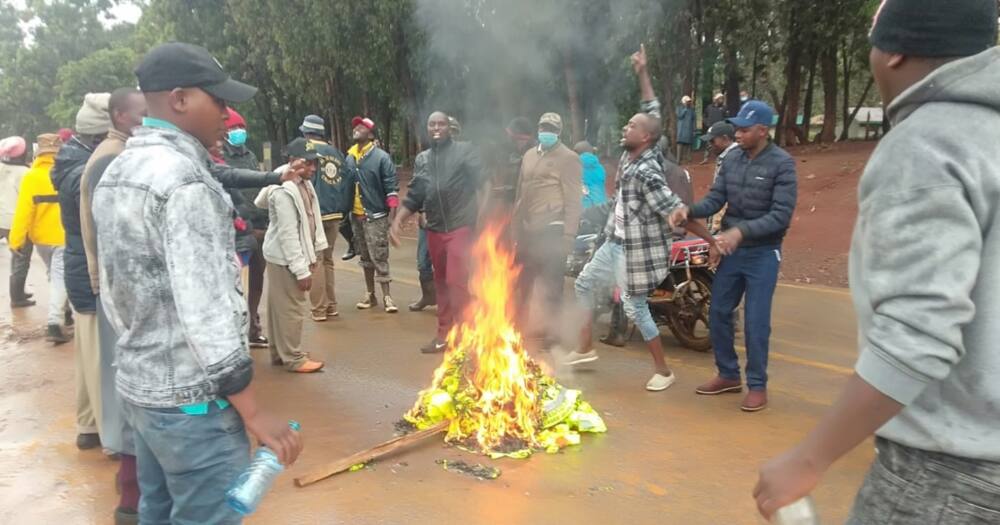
[870,0,998,57]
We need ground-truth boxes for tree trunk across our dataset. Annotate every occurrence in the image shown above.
[562,50,584,144]
[778,11,805,147]
[840,39,852,140]
[723,43,741,117]
[801,48,818,144]
[817,46,839,143]
[840,75,875,141]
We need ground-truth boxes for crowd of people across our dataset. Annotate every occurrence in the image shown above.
[0,0,997,522]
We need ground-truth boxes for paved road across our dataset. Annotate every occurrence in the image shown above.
[0,236,871,524]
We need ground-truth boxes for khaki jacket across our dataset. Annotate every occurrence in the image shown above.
[513,142,582,242]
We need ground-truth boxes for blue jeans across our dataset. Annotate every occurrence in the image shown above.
[709,244,781,390]
[575,242,659,341]
[417,226,433,281]
[124,401,250,524]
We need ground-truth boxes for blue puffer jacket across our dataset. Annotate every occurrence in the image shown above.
[689,142,797,247]
[51,136,97,313]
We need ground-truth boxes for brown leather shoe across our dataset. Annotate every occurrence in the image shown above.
[741,390,768,412]
[290,359,325,373]
[695,376,743,395]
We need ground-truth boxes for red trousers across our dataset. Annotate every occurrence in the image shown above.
[426,227,473,339]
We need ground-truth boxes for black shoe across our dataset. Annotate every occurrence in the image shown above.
[114,506,138,525]
[47,324,71,345]
[341,248,357,261]
[409,277,437,311]
[420,338,448,354]
[248,335,269,348]
[76,432,101,450]
[10,298,35,308]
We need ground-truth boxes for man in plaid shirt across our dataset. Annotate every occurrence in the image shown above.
[565,45,717,391]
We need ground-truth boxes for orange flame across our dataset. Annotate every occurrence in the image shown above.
[409,224,543,454]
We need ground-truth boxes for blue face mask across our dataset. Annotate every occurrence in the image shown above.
[227,128,248,146]
[538,131,559,149]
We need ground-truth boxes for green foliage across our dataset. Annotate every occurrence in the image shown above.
[0,0,881,155]
[47,47,138,127]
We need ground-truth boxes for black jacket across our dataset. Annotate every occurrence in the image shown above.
[51,137,97,313]
[690,142,797,247]
[345,145,397,220]
[223,143,268,230]
[308,140,355,220]
[403,140,486,233]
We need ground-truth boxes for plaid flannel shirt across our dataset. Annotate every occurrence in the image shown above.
[604,98,684,295]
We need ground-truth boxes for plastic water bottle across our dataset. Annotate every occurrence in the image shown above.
[772,496,820,525]
[226,420,300,515]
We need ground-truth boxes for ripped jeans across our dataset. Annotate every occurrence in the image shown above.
[574,241,659,342]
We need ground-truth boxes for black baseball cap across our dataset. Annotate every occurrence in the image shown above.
[700,122,735,143]
[135,42,257,103]
[286,138,319,161]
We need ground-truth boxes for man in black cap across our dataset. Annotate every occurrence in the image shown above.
[700,122,738,234]
[92,42,302,524]
[754,1,1000,521]
[255,138,327,373]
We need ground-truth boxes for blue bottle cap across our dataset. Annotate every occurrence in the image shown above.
[289,420,301,431]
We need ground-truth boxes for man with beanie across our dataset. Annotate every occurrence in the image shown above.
[52,92,110,452]
[672,97,797,413]
[255,138,327,373]
[93,42,301,524]
[512,112,582,349]
[79,86,146,525]
[10,134,71,344]
[346,115,399,313]
[391,111,486,354]
[295,115,351,322]
[754,2,1000,521]
[0,136,33,308]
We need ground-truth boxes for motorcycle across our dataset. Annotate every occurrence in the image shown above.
[566,204,714,352]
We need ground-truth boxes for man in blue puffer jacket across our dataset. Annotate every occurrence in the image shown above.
[672,99,797,413]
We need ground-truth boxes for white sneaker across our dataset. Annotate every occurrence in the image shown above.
[646,372,677,392]
[564,349,599,366]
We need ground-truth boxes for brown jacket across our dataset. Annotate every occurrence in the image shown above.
[81,128,128,294]
[513,143,583,242]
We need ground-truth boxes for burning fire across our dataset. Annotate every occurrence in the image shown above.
[404,225,606,458]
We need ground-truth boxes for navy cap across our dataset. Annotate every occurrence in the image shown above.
[286,138,319,161]
[727,100,775,129]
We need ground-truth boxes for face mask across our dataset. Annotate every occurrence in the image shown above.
[227,128,247,146]
[538,132,559,149]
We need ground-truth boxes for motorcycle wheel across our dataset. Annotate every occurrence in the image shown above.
[663,269,713,352]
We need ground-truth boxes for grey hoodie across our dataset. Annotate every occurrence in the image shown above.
[851,47,1000,460]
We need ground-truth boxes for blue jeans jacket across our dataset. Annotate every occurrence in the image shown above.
[93,126,252,408]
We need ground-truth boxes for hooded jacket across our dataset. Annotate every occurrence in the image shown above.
[93,126,251,408]
[850,47,1000,461]
[51,136,97,313]
[580,152,607,209]
[9,154,64,251]
[404,139,486,233]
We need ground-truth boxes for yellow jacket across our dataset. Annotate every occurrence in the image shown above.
[9,154,65,250]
